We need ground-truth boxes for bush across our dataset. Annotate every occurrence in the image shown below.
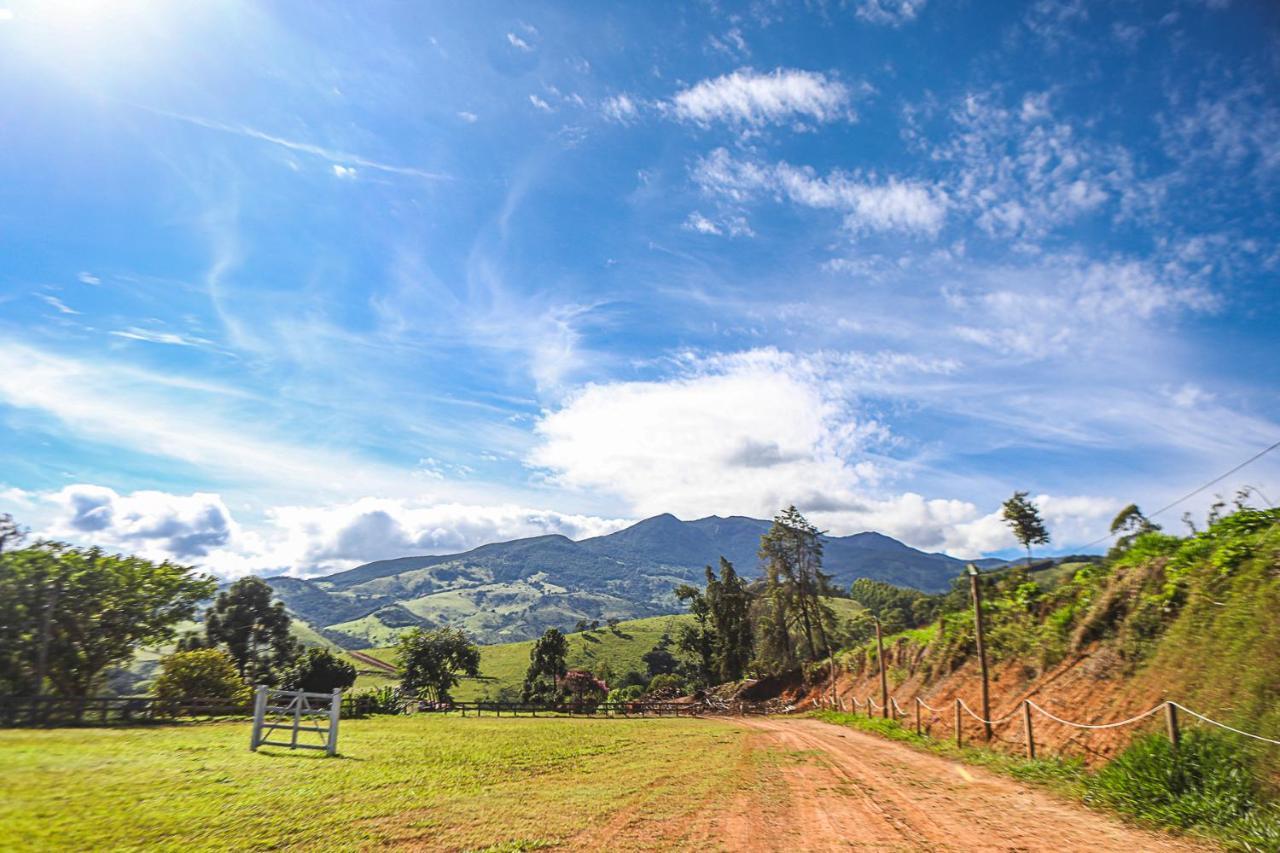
[1086,730,1279,841]
[282,648,357,694]
[152,649,250,704]
[646,673,687,697]
[342,686,401,718]
[607,685,644,703]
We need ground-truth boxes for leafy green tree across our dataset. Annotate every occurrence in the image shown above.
[1002,491,1051,565]
[0,513,26,554]
[641,633,679,677]
[203,577,300,686]
[675,582,714,686]
[0,542,214,696]
[152,648,250,704]
[705,558,754,682]
[283,647,357,693]
[1109,503,1160,553]
[758,506,836,663]
[522,627,568,702]
[397,627,480,703]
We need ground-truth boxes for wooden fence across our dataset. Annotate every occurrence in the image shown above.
[0,694,250,727]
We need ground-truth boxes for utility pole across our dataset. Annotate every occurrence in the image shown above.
[874,616,889,719]
[968,563,992,741]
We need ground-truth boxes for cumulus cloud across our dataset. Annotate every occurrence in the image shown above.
[331,164,357,179]
[601,94,640,123]
[672,68,854,127]
[693,148,948,234]
[46,485,237,559]
[854,0,926,26]
[4,485,632,579]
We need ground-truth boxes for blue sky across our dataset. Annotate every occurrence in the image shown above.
[2,0,1278,578]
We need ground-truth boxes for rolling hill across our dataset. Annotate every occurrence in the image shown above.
[265,513,979,647]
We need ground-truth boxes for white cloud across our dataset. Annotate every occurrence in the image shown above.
[331,164,357,179]
[142,107,450,181]
[506,32,532,51]
[682,211,754,238]
[109,328,213,348]
[457,111,479,123]
[528,94,553,113]
[0,9,12,22]
[602,94,639,123]
[854,0,926,26]
[77,271,100,285]
[38,295,79,315]
[2,486,631,579]
[673,68,853,127]
[693,148,948,234]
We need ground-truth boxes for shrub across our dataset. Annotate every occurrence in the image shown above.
[646,673,687,698]
[342,685,401,718]
[152,649,250,704]
[282,648,357,694]
[1086,730,1277,839]
[607,685,643,703]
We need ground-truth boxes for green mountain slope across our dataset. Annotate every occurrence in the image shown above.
[264,513,969,647]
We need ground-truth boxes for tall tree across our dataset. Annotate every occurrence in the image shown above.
[522,627,568,702]
[1001,491,1051,565]
[204,577,300,686]
[674,582,714,686]
[1108,503,1159,552]
[283,647,357,694]
[0,513,26,554]
[396,627,480,703]
[704,558,753,682]
[759,506,836,662]
[0,542,214,695]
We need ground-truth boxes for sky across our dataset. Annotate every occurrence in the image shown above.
[1,0,1278,580]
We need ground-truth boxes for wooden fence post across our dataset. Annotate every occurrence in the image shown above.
[954,698,962,748]
[915,698,922,736]
[1022,700,1035,759]
[326,689,341,757]
[1165,702,1180,751]
[249,686,266,751]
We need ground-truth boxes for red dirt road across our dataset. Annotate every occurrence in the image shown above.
[684,717,1210,852]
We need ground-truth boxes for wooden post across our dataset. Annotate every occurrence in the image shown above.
[1165,702,1180,751]
[828,643,838,711]
[1022,700,1035,759]
[915,698,922,736]
[326,689,341,757]
[968,564,993,741]
[250,686,266,751]
[875,617,890,719]
[954,698,963,748]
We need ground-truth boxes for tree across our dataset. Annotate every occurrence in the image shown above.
[152,649,250,704]
[1001,491,1050,565]
[0,513,26,555]
[641,634,679,677]
[204,577,300,686]
[704,558,754,682]
[522,627,568,702]
[675,582,714,686]
[396,627,480,703]
[1109,504,1160,553]
[559,669,607,708]
[283,647,357,694]
[758,506,836,664]
[0,542,214,695]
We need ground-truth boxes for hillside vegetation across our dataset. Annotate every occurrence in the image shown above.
[361,598,866,701]
[823,506,1280,848]
[262,513,972,647]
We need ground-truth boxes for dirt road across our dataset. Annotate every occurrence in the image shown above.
[681,717,1209,852]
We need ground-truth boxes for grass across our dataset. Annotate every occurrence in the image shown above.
[359,597,867,701]
[0,715,751,851]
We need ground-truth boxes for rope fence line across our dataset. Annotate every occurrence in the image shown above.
[833,692,1280,758]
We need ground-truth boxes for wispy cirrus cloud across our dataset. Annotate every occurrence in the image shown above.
[854,0,927,26]
[138,106,451,180]
[693,148,948,234]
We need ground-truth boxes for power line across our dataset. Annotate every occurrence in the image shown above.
[1079,438,1280,551]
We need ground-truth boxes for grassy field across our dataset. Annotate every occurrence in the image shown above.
[0,715,757,851]
[360,598,866,701]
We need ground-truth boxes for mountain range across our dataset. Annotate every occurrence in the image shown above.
[266,513,1000,647]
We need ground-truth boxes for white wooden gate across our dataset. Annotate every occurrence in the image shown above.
[249,687,342,756]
